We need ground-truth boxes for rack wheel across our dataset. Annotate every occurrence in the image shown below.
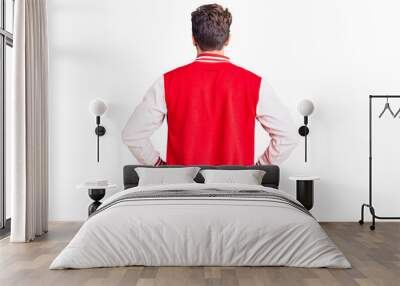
[370,225,375,231]
[358,220,364,225]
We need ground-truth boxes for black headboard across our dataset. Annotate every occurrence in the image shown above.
[123,165,280,189]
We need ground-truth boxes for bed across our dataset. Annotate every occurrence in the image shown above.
[50,165,350,269]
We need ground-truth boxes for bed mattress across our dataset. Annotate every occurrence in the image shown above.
[50,183,350,269]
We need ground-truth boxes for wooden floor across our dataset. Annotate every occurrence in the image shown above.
[0,222,399,286]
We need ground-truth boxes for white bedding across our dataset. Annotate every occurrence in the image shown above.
[50,183,350,269]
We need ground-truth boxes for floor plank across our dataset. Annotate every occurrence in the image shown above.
[0,222,399,286]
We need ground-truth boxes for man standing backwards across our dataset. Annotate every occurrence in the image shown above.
[123,4,298,166]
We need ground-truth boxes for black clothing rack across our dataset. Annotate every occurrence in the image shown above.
[359,95,400,230]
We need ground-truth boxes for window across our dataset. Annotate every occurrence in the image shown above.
[0,0,13,234]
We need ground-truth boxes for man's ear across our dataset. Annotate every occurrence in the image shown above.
[224,34,230,47]
[192,35,197,47]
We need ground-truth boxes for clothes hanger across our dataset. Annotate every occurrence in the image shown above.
[379,97,395,118]
[394,105,400,118]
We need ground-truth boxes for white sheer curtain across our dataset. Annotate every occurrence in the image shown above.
[9,0,48,242]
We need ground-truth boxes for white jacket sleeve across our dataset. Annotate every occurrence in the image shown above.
[256,80,298,165]
[122,76,167,165]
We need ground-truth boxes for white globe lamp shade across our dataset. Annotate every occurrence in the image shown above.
[297,99,314,116]
[89,99,107,116]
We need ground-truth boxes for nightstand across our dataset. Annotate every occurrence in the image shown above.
[289,176,320,210]
[77,183,117,216]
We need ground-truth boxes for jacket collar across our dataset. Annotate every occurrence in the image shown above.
[195,53,230,63]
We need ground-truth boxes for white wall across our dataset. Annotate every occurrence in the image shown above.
[48,0,400,221]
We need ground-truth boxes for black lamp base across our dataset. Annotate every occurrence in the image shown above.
[298,126,309,136]
[95,126,106,136]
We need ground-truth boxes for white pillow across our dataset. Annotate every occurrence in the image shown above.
[135,167,200,186]
[200,169,266,185]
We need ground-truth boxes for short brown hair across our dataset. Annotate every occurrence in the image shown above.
[191,4,232,51]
